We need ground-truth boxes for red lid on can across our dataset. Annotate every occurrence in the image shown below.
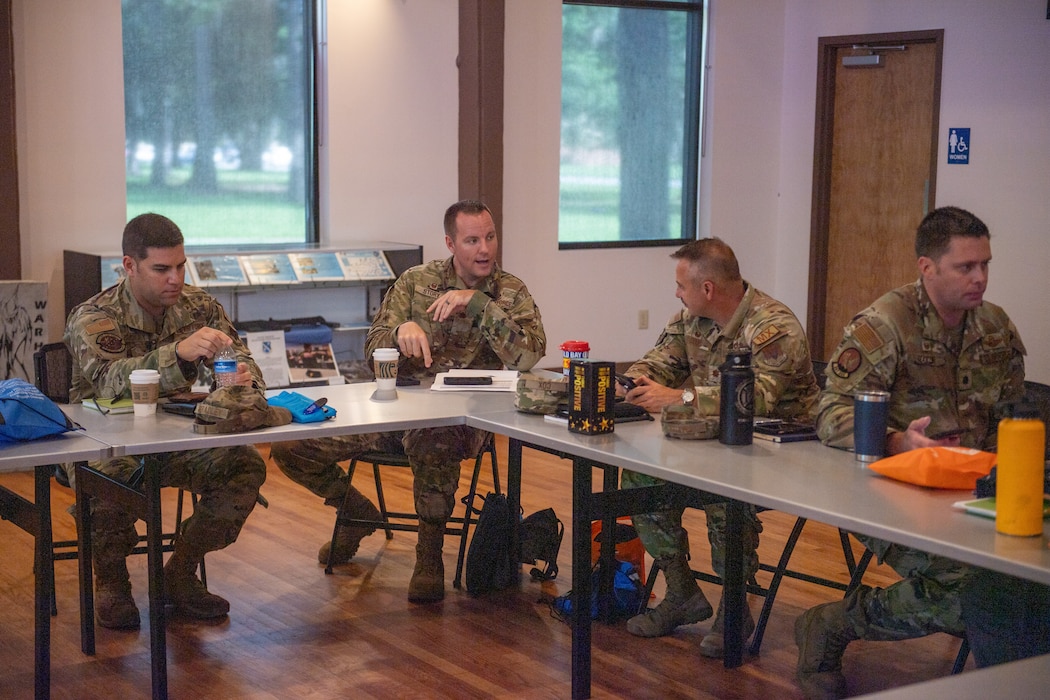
[560,340,590,352]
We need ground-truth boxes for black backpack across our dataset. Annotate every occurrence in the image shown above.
[464,491,515,596]
[520,507,562,582]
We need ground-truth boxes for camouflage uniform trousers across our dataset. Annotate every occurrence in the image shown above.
[620,469,762,580]
[271,425,489,524]
[851,533,974,638]
[91,446,266,563]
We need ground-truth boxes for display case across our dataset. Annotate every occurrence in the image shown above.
[64,242,423,361]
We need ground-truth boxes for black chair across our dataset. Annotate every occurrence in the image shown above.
[1022,380,1050,459]
[32,342,203,616]
[324,433,500,589]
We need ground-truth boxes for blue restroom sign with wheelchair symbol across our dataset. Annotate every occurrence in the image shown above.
[948,128,970,164]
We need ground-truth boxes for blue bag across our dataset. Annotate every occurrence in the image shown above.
[267,390,337,423]
[0,378,77,444]
[550,559,644,622]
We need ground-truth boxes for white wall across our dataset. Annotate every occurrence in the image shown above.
[322,1,458,259]
[14,0,126,340]
[16,0,1050,380]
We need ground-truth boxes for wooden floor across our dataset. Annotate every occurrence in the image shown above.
[1,436,972,699]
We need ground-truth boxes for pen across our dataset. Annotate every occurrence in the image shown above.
[304,397,328,414]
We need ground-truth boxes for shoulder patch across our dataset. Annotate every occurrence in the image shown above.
[852,320,885,354]
[85,319,118,335]
[95,332,125,354]
[752,324,783,348]
[833,347,862,378]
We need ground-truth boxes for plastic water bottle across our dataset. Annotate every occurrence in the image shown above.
[995,403,1046,537]
[213,346,238,387]
[719,350,754,445]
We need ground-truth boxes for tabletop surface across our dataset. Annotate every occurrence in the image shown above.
[0,430,110,473]
[466,409,1050,586]
[65,381,513,455]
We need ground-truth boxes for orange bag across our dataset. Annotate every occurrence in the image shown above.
[591,517,646,582]
[867,446,996,489]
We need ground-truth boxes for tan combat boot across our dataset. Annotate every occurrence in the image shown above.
[408,521,446,603]
[164,542,229,620]
[94,555,140,630]
[626,554,713,637]
[318,487,381,565]
[794,588,865,700]
[699,593,756,658]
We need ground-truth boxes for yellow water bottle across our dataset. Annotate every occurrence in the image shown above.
[995,404,1046,537]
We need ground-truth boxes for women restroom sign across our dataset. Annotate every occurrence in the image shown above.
[947,128,970,164]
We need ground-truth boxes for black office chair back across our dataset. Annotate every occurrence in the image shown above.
[33,342,73,404]
[1022,380,1050,459]
[812,360,828,390]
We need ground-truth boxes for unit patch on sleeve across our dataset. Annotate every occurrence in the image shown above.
[833,347,862,378]
[96,333,125,354]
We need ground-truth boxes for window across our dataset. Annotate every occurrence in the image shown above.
[560,0,702,248]
[122,0,317,246]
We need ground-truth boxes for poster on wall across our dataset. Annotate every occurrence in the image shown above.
[0,281,48,383]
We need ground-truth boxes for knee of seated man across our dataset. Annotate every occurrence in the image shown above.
[199,447,267,495]
[416,489,454,524]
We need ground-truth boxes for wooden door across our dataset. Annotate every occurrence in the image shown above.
[807,30,943,360]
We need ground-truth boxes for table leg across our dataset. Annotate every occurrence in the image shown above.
[722,499,746,668]
[34,465,53,700]
[571,455,592,699]
[74,464,95,657]
[507,438,523,584]
[144,459,168,700]
[595,466,618,622]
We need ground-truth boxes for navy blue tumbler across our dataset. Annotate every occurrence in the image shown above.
[854,390,890,462]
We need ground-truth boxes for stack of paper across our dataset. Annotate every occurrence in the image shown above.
[431,369,518,392]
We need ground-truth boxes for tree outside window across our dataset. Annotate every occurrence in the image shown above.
[560,0,702,248]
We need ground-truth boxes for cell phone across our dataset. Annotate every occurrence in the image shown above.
[443,376,493,386]
[930,427,966,440]
[396,376,421,387]
[615,374,637,392]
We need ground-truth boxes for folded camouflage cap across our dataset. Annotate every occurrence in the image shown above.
[515,369,568,414]
[193,385,293,434]
[661,405,718,440]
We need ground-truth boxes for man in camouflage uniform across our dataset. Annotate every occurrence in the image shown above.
[64,213,267,630]
[796,206,1026,699]
[270,200,546,603]
[620,238,819,658]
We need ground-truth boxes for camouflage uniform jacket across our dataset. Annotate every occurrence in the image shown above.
[365,257,546,380]
[64,278,263,402]
[626,283,819,418]
[816,280,1026,451]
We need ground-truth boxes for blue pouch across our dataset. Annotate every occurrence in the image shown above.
[267,391,337,423]
[0,378,77,443]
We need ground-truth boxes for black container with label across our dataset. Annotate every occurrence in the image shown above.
[568,359,615,435]
[719,350,754,445]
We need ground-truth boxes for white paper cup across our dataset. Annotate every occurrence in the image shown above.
[129,369,161,417]
[372,348,400,399]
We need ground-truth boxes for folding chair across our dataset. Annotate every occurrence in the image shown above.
[33,342,203,616]
[324,433,500,589]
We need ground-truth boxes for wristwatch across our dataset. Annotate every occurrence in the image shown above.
[681,388,696,405]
